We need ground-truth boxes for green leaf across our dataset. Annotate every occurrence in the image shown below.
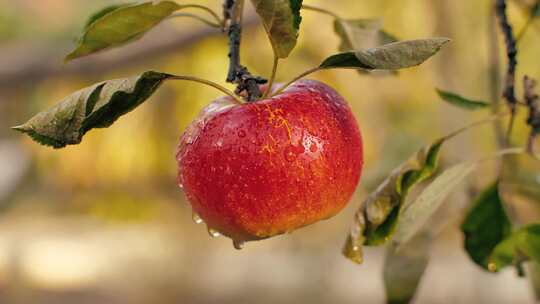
[436,89,489,110]
[321,38,450,70]
[250,0,303,58]
[83,3,133,31]
[394,162,478,247]
[532,1,540,17]
[343,138,445,264]
[66,1,181,61]
[490,224,540,272]
[12,71,171,148]
[461,182,512,270]
[384,232,431,304]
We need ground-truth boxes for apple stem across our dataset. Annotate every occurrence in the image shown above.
[302,4,341,19]
[168,75,244,104]
[272,67,321,96]
[263,56,279,98]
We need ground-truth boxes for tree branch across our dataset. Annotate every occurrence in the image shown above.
[495,0,518,137]
[524,76,540,154]
[224,0,266,101]
[0,17,258,92]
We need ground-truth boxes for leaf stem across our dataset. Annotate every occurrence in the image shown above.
[272,67,321,96]
[168,75,243,104]
[302,4,341,19]
[442,112,510,141]
[168,13,222,28]
[263,56,279,98]
[179,4,224,28]
[516,16,533,42]
[476,147,526,163]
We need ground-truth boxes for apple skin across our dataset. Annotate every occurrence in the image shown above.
[177,79,363,243]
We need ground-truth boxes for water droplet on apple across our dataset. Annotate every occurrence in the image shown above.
[285,150,296,162]
[240,146,248,153]
[207,227,221,238]
[284,145,305,162]
[309,145,318,153]
[192,212,203,224]
[233,240,245,250]
[238,130,247,138]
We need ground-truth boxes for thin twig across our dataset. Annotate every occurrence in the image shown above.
[179,4,225,28]
[224,0,266,101]
[302,4,341,19]
[495,0,519,140]
[168,13,222,28]
[487,3,506,148]
[524,76,540,155]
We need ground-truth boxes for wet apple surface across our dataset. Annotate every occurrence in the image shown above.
[177,79,363,245]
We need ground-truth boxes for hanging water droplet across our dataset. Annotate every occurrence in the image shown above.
[233,240,245,250]
[192,212,203,224]
[207,227,221,238]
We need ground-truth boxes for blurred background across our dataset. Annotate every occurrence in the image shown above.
[0,0,539,303]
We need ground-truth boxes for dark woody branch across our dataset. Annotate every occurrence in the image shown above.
[495,0,518,136]
[224,0,266,101]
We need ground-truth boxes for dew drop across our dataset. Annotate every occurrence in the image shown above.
[233,240,245,250]
[192,212,203,224]
[284,149,296,162]
[238,130,247,138]
[488,262,497,272]
[207,227,221,238]
[309,144,318,153]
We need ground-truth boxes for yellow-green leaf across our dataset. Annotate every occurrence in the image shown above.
[321,38,450,70]
[394,162,478,247]
[436,89,490,110]
[12,71,172,148]
[66,1,181,61]
[384,232,431,304]
[343,138,445,264]
[490,224,540,272]
[250,0,303,58]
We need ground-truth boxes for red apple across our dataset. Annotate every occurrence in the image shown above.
[176,79,363,246]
